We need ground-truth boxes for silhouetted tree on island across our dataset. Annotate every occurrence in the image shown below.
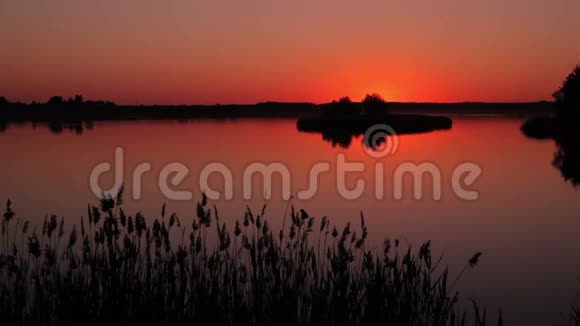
[553,65,580,118]
[362,93,388,115]
[321,96,359,118]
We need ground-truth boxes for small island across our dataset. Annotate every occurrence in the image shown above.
[297,94,453,148]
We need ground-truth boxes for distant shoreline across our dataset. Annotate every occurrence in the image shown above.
[0,101,555,123]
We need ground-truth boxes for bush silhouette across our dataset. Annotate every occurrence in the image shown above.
[362,93,388,115]
[47,96,64,106]
[321,96,359,118]
[0,96,8,107]
[553,65,580,118]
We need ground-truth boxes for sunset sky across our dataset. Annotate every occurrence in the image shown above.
[1,0,580,104]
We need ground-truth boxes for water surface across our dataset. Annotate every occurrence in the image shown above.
[0,117,578,325]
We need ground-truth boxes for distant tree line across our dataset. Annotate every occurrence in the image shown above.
[0,95,116,109]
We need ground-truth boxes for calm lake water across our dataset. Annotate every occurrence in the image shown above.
[0,117,579,325]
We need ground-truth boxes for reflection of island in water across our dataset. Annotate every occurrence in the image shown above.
[554,129,580,186]
[297,114,452,149]
[522,117,580,187]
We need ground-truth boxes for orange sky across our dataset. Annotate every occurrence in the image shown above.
[1,0,580,105]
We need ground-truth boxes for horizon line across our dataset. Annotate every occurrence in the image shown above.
[1,96,555,107]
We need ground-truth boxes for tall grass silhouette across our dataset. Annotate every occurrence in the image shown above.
[0,190,497,325]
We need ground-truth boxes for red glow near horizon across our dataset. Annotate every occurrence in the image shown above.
[1,1,580,105]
